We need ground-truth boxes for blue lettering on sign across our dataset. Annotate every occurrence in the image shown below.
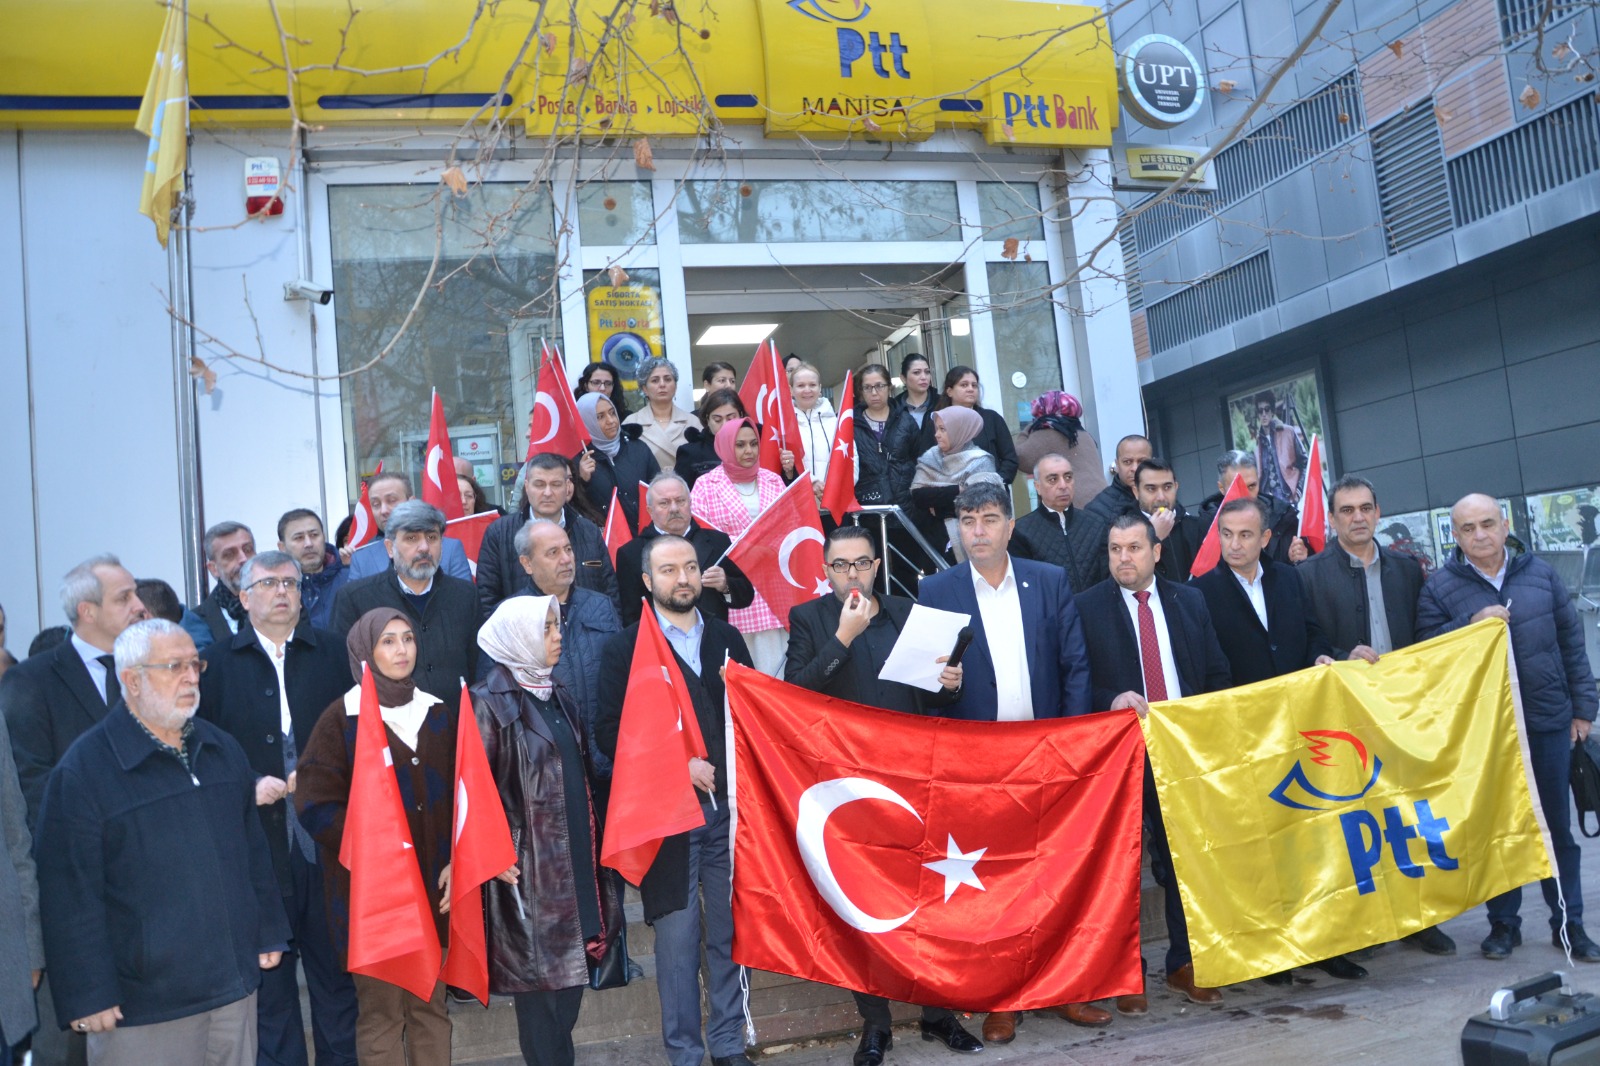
[1339,799,1459,894]
[836,27,910,78]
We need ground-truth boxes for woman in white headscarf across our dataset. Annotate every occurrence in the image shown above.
[574,392,661,533]
[471,596,622,1066]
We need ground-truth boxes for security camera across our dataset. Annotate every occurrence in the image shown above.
[283,280,333,305]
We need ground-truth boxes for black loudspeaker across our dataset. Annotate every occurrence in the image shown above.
[1461,972,1600,1065]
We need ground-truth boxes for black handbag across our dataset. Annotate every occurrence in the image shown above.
[1570,735,1600,839]
[588,870,632,990]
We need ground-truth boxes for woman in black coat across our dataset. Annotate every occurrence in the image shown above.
[853,363,917,508]
[574,392,660,531]
[672,389,747,491]
[916,365,1020,484]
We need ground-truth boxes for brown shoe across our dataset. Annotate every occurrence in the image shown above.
[1043,1002,1113,1028]
[1166,964,1223,1004]
[1115,993,1149,1016]
[981,1011,1018,1044]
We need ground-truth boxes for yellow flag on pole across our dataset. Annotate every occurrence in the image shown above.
[1142,619,1553,987]
[135,2,187,247]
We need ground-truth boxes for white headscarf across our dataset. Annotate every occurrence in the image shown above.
[477,595,561,699]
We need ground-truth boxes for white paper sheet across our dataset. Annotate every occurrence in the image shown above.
[878,604,972,692]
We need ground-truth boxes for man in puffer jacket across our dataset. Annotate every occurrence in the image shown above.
[1417,493,1600,963]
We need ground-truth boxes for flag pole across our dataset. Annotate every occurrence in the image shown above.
[167,0,206,604]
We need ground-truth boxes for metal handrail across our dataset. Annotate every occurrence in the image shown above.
[847,504,949,599]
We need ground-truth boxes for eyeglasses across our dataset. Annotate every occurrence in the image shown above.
[827,558,876,573]
[138,659,207,677]
[862,382,891,392]
[245,577,299,593]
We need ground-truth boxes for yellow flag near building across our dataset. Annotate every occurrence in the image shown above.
[135,2,187,247]
[1143,619,1553,987]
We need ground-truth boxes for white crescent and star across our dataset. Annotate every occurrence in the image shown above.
[777,527,825,589]
[795,777,987,934]
[530,392,561,446]
[350,506,371,546]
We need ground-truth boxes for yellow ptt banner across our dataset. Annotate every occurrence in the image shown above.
[1142,619,1553,987]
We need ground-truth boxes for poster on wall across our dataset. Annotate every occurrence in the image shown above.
[1525,486,1600,552]
[1225,370,1325,506]
[586,273,663,393]
[1375,510,1440,576]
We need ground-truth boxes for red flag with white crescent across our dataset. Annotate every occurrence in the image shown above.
[445,512,498,579]
[603,487,633,565]
[1189,473,1252,578]
[739,339,803,478]
[1298,434,1328,554]
[637,480,653,535]
[821,369,859,523]
[349,481,378,550]
[726,664,1145,1009]
[528,341,591,460]
[724,475,828,629]
[423,390,465,521]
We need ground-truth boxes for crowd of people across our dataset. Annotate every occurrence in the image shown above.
[0,355,1593,1066]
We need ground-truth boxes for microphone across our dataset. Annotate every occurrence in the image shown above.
[945,627,975,669]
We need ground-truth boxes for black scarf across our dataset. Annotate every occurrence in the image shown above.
[213,583,247,623]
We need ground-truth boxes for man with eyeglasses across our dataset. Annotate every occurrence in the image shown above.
[35,619,289,1066]
[198,552,357,1066]
[783,526,979,1066]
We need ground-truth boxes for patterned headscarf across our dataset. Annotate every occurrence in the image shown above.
[477,595,560,699]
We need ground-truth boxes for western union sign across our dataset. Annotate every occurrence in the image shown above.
[0,0,1116,148]
[1125,145,1209,181]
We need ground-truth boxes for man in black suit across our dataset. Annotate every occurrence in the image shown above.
[1132,458,1203,583]
[0,552,147,1066]
[1191,497,1368,984]
[784,527,982,1064]
[616,472,753,626]
[595,535,754,1066]
[330,501,479,703]
[198,550,357,1066]
[1076,513,1232,1016]
[1010,453,1110,593]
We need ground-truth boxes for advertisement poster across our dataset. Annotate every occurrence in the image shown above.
[586,273,663,391]
[1225,370,1325,506]
[1375,510,1439,576]
[1525,486,1600,552]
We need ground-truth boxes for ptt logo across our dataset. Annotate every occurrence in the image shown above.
[788,0,871,22]
[793,0,910,80]
[1002,92,1100,131]
[1269,731,1458,896]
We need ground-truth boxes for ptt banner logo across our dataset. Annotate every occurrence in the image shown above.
[1268,731,1458,895]
[1002,91,1100,132]
[788,0,872,22]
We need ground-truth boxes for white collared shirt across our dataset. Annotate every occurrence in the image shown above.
[1119,582,1184,700]
[397,573,436,597]
[70,632,113,703]
[256,630,294,737]
[1231,562,1269,628]
[1471,549,1509,592]
[971,558,1033,721]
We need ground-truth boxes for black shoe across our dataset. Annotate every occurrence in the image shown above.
[1403,926,1457,956]
[1311,955,1368,980]
[1261,970,1294,986]
[711,1056,754,1066]
[1555,923,1600,961]
[854,1029,892,1066]
[1481,922,1521,960]
[920,1016,985,1053]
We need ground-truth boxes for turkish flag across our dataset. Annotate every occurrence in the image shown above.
[340,664,443,1000]
[442,682,517,1005]
[727,664,1145,1010]
[724,475,827,629]
[349,479,379,550]
[739,339,803,478]
[423,390,465,521]
[637,481,652,535]
[1189,473,1251,578]
[528,340,591,460]
[603,487,633,565]
[821,369,859,523]
[446,512,498,579]
[1298,434,1328,554]
[600,604,708,886]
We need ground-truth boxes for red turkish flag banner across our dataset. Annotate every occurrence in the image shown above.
[1188,473,1252,578]
[600,605,709,885]
[528,341,591,460]
[349,480,379,550]
[443,682,517,1005]
[1298,434,1328,554]
[739,339,803,478]
[821,369,859,523]
[423,390,465,521]
[637,481,653,534]
[724,475,828,629]
[340,664,443,1000]
[603,487,633,565]
[727,665,1145,1009]
[446,512,499,580]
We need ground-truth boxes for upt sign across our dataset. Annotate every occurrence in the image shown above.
[837,28,910,78]
[1338,799,1459,895]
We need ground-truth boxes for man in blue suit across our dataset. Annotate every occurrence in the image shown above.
[915,481,1093,1044]
[344,471,473,583]
[1076,513,1232,1016]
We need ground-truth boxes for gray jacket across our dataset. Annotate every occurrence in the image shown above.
[0,722,43,1042]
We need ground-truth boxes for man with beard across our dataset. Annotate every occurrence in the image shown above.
[35,619,289,1065]
[181,522,257,650]
[330,501,479,702]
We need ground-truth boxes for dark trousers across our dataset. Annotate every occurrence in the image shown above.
[258,846,359,1066]
[512,986,586,1066]
[1489,727,1585,931]
[1144,762,1192,976]
[851,992,952,1030]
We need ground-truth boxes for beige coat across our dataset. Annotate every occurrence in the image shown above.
[623,404,701,472]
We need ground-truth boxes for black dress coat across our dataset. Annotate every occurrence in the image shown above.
[574,431,661,535]
[330,571,480,703]
[784,592,954,714]
[0,638,112,826]
[614,523,754,627]
[1191,556,1334,685]
[1296,543,1425,658]
[1073,577,1232,709]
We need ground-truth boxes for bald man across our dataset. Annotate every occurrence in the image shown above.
[1418,493,1600,962]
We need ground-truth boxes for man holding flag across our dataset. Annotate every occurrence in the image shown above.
[596,536,755,1066]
